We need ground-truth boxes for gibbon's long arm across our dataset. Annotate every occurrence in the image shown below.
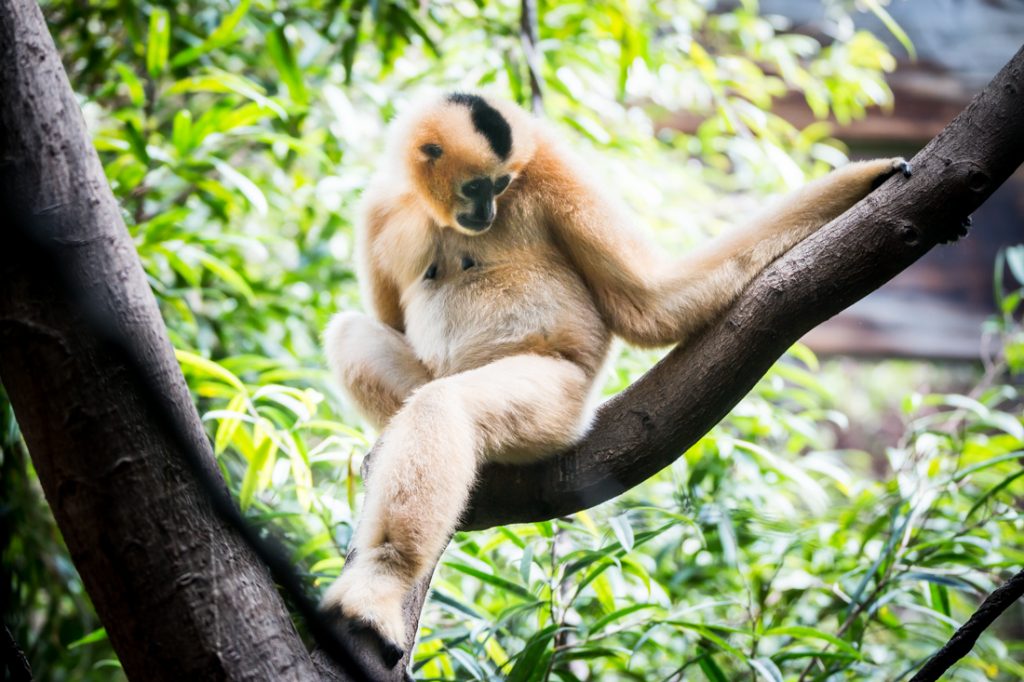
[356,201,407,333]
[539,142,910,347]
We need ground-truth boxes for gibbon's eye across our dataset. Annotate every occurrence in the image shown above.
[420,143,443,159]
[461,178,488,197]
[494,175,512,194]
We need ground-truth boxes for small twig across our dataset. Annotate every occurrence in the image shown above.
[2,625,32,682]
[908,568,1024,682]
[519,0,544,115]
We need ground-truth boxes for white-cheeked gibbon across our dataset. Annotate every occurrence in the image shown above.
[321,91,911,664]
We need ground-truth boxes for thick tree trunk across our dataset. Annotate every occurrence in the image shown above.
[1,0,1022,678]
[0,1,321,680]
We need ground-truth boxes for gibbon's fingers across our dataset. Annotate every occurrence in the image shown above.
[322,354,591,656]
[871,157,913,190]
[323,311,432,431]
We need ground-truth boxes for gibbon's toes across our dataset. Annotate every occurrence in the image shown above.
[870,158,912,190]
[321,600,406,670]
[321,566,408,666]
[939,215,972,244]
[348,618,405,668]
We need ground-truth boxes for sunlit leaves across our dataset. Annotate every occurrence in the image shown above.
[146,8,170,77]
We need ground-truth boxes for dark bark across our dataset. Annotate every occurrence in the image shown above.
[0,1,320,680]
[1,0,1022,679]
[908,569,1024,682]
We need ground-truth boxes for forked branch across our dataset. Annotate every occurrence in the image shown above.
[461,43,1024,531]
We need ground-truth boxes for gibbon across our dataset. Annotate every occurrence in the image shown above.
[321,91,911,664]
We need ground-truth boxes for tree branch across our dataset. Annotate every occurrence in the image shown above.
[460,42,1024,531]
[908,568,1024,682]
[0,1,327,679]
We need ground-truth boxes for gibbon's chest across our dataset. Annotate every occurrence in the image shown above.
[398,235,606,377]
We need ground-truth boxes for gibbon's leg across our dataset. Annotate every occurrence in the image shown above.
[323,312,432,431]
[607,158,912,347]
[321,354,591,657]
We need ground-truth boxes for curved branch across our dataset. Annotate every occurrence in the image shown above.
[909,568,1024,682]
[461,43,1024,531]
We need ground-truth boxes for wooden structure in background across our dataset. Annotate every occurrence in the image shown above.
[686,2,1024,359]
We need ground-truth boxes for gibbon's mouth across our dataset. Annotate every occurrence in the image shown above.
[455,214,493,233]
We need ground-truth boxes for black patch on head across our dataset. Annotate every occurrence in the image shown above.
[447,93,512,161]
[420,143,443,159]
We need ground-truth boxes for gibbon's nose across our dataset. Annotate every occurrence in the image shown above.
[473,200,495,223]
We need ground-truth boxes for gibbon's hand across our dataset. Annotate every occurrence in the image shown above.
[870,157,913,190]
[939,215,972,244]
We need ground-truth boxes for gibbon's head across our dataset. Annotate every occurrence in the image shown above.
[390,92,537,236]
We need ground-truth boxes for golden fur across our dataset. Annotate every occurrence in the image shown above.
[322,91,909,657]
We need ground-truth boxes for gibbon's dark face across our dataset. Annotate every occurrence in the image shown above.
[408,93,528,236]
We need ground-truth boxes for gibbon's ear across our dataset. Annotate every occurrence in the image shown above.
[420,143,443,160]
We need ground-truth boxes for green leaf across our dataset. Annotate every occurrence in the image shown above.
[146,8,171,78]
[239,423,276,509]
[430,589,485,621]
[668,621,749,660]
[506,625,559,682]
[213,392,249,455]
[171,0,252,68]
[519,542,534,584]
[213,159,268,215]
[114,63,145,107]
[195,251,256,303]
[697,649,728,682]
[266,26,308,104]
[67,627,108,650]
[862,0,916,59]
[967,468,1024,519]
[764,625,862,659]
[609,513,634,553]
[171,110,194,156]
[444,561,534,600]
[168,70,287,119]
[954,451,1024,481]
[175,349,245,391]
[1005,245,1024,286]
[750,657,784,682]
[589,603,660,634]
[930,582,951,618]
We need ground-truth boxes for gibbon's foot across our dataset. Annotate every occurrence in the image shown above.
[870,158,913,190]
[939,215,972,244]
[321,600,405,670]
[321,563,407,668]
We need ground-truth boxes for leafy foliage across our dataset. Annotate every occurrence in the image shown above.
[1,0,1021,680]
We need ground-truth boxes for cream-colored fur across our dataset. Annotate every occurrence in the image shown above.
[322,92,909,654]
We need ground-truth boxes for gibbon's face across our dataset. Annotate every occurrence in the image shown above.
[405,93,534,236]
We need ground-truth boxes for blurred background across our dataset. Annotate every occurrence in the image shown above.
[2,0,1022,680]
